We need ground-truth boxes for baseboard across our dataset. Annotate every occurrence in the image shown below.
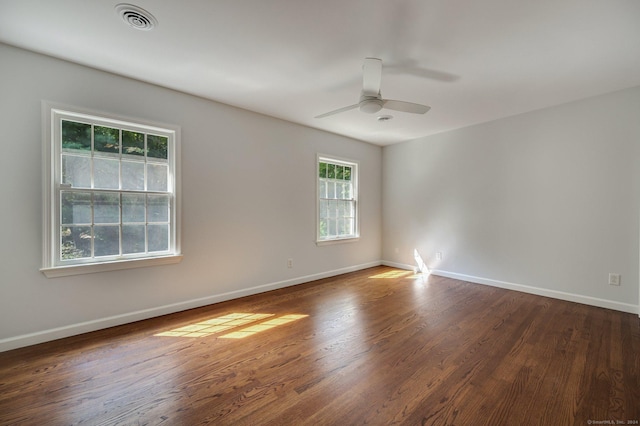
[380,260,416,271]
[0,261,382,352]
[430,269,638,315]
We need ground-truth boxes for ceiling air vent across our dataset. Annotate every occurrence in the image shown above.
[115,4,157,31]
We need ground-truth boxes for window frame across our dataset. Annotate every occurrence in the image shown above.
[41,101,182,277]
[316,154,359,245]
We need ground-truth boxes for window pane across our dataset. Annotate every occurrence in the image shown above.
[344,166,351,181]
[328,219,336,236]
[94,158,120,189]
[319,162,327,178]
[318,180,326,198]
[338,200,346,218]
[343,183,352,199]
[327,163,335,179]
[62,154,91,188]
[94,193,120,224]
[335,182,345,199]
[147,195,169,222]
[94,225,120,257]
[61,191,92,225]
[94,126,120,154]
[335,165,344,180]
[328,200,337,218]
[122,160,144,191]
[122,193,146,223]
[345,218,355,235]
[61,226,91,259]
[319,219,327,238]
[327,181,336,198]
[147,163,168,191]
[62,120,91,151]
[122,130,145,156]
[148,224,169,252]
[147,134,168,159]
[122,225,146,254]
[346,201,355,217]
[319,199,328,219]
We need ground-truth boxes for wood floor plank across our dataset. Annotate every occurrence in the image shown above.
[1,266,638,425]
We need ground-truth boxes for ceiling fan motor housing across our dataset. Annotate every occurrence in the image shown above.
[359,94,383,114]
[314,58,430,119]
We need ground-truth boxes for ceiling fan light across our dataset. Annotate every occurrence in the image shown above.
[359,99,383,114]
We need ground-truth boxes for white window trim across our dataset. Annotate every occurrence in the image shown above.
[316,154,359,245]
[40,101,182,277]
[315,236,360,246]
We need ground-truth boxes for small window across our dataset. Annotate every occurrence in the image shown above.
[42,103,181,277]
[317,156,358,243]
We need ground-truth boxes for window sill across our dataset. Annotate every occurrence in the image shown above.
[41,255,183,278]
[316,237,360,246]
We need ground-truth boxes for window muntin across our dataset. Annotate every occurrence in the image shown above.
[317,157,358,242]
[44,105,180,273]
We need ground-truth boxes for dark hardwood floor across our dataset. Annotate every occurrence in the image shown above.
[1,266,639,425]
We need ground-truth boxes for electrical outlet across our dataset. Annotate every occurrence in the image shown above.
[287,258,293,269]
[436,252,442,260]
[608,273,621,286]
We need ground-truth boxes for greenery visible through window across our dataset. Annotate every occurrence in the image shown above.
[317,157,358,241]
[43,105,179,274]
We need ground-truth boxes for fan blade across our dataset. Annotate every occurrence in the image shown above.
[314,104,359,119]
[362,58,382,96]
[382,99,431,114]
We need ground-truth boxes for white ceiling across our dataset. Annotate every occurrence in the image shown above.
[1,1,639,145]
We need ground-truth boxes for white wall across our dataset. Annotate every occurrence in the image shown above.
[0,44,382,351]
[383,87,640,313]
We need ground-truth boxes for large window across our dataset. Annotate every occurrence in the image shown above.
[317,156,358,243]
[42,103,181,277]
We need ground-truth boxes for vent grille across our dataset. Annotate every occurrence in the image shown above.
[115,4,157,31]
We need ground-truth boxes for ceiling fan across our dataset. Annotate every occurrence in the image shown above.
[315,58,431,119]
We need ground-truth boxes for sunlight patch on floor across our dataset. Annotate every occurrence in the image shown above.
[154,313,308,339]
[219,314,309,339]
[369,270,415,279]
